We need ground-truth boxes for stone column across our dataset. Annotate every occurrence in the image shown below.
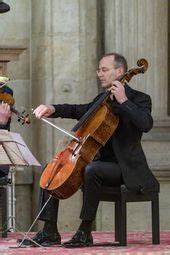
[31,0,99,231]
[104,0,168,121]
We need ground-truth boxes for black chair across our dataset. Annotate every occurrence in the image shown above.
[99,185,160,246]
[0,176,8,237]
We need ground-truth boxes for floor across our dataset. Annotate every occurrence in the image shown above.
[0,231,170,255]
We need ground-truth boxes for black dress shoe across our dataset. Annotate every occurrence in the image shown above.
[17,230,61,247]
[62,230,93,248]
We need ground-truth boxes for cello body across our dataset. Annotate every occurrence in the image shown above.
[40,102,119,199]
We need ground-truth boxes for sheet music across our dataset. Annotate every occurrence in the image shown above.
[0,130,41,167]
[10,132,41,167]
[0,144,12,165]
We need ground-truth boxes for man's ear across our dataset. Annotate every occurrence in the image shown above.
[117,66,124,76]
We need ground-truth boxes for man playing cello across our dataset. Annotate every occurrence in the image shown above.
[21,53,159,248]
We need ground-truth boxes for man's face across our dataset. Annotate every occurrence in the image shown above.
[97,56,124,89]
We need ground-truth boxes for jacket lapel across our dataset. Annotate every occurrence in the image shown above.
[124,83,136,100]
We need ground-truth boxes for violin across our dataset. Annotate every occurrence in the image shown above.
[40,59,148,199]
[0,76,30,125]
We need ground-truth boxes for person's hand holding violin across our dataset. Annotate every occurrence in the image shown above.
[0,101,12,125]
[33,105,55,119]
[108,81,128,104]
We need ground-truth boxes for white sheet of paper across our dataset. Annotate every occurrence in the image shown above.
[0,130,41,167]
[10,132,41,167]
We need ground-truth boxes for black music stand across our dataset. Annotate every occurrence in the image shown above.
[0,130,41,236]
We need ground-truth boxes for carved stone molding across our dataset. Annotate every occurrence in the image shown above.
[143,125,170,141]
[0,47,26,75]
[152,166,170,182]
[0,62,7,75]
[0,47,26,62]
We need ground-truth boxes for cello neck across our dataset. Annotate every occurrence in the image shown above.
[71,91,110,132]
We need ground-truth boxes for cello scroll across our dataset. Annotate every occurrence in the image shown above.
[121,58,148,83]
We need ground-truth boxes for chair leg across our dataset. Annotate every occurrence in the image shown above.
[119,197,127,246]
[152,194,160,244]
[115,201,121,242]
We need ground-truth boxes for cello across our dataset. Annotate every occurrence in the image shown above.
[40,58,148,199]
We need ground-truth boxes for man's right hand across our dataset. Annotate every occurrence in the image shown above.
[33,105,55,119]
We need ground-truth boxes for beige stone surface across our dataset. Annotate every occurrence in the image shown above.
[104,0,168,120]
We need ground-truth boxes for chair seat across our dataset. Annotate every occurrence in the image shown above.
[100,185,159,202]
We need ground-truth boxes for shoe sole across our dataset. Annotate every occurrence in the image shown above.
[41,241,61,247]
[62,242,93,248]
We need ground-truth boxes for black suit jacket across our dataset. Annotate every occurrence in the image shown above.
[50,84,159,192]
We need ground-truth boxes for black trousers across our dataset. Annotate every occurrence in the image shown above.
[38,160,123,223]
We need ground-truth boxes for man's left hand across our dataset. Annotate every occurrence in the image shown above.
[108,81,128,104]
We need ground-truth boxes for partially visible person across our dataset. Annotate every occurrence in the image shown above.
[0,84,13,178]
[0,101,12,126]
